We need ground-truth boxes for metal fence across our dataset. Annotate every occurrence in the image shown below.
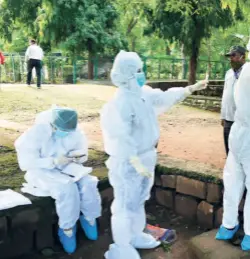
[0,53,230,83]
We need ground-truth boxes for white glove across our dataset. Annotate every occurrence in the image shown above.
[130,156,152,178]
[67,149,87,164]
[53,155,72,167]
[71,156,87,164]
[187,79,208,93]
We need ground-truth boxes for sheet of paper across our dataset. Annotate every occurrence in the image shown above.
[0,189,32,210]
[62,163,92,182]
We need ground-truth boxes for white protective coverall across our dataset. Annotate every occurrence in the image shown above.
[100,50,208,259]
[222,62,250,234]
[14,109,101,230]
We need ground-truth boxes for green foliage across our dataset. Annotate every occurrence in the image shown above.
[34,0,126,56]
[234,0,244,21]
[0,0,42,41]
[145,0,234,56]
[0,0,125,56]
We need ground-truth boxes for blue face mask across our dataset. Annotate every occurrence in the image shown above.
[136,72,146,87]
[54,130,69,138]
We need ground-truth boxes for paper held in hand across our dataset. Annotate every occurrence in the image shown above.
[61,163,92,182]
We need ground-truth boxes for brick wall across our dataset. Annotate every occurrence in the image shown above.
[153,169,244,230]
[0,179,113,259]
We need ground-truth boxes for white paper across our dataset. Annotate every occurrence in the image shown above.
[61,163,92,182]
[0,189,32,210]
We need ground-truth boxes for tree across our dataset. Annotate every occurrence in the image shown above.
[0,0,126,79]
[34,0,126,79]
[0,0,42,41]
[145,0,234,83]
[113,0,155,52]
[234,0,244,21]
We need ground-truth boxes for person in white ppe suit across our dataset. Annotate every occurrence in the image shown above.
[216,43,250,251]
[14,107,102,254]
[100,50,208,259]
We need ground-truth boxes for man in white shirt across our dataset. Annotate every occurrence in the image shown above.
[25,39,44,89]
[221,46,246,155]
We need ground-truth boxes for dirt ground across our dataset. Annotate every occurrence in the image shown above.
[0,83,225,171]
[16,203,203,259]
[0,83,224,259]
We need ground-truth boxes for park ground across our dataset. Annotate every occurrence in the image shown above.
[0,83,226,258]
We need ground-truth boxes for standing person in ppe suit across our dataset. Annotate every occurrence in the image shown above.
[14,107,102,254]
[100,50,208,259]
[216,43,250,251]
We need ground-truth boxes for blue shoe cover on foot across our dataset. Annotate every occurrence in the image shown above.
[215,225,239,240]
[241,235,250,251]
[58,226,77,254]
[80,216,98,240]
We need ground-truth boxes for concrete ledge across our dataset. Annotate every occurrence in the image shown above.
[189,230,250,259]
[182,95,221,112]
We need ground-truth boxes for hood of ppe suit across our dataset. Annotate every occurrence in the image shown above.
[52,107,78,132]
[111,50,144,94]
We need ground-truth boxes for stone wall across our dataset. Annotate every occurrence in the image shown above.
[0,179,113,259]
[153,166,244,230]
[182,95,222,112]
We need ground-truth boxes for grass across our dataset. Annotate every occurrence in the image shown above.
[0,85,105,124]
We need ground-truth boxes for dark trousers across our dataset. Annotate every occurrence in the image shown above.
[223,120,234,155]
[27,59,42,87]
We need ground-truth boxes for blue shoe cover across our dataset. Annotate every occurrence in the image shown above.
[80,215,98,240]
[58,226,77,254]
[215,225,239,240]
[241,235,250,251]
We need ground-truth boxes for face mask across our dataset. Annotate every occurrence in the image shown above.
[135,72,146,87]
[54,130,69,138]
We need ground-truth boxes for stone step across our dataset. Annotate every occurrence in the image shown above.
[189,230,250,259]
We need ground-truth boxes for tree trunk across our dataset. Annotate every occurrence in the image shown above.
[88,51,94,80]
[207,38,212,76]
[181,43,187,79]
[166,44,171,55]
[131,37,137,51]
[188,42,199,84]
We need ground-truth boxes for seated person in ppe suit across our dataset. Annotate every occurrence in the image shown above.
[100,50,208,259]
[14,107,102,254]
[215,43,250,251]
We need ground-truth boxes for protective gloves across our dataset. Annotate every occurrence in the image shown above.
[67,149,87,164]
[130,156,152,178]
[187,74,209,93]
[53,155,72,167]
